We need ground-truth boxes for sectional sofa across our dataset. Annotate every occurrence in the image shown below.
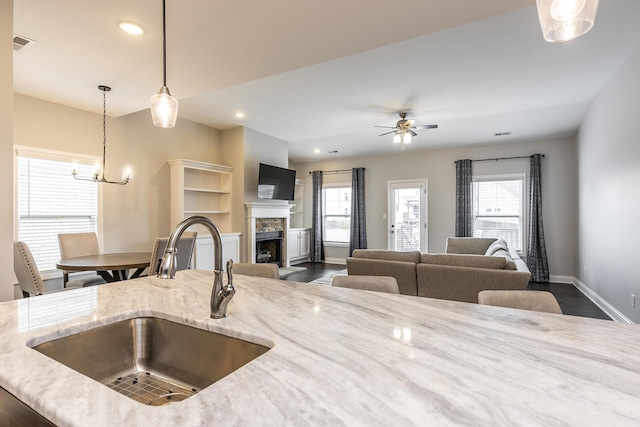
[346,237,531,303]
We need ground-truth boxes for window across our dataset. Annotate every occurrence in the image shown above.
[323,185,351,243]
[16,147,100,273]
[472,174,525,252]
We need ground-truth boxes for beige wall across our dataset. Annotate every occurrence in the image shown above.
[577,46,640,323]
[293,137,577,278]
[14,94,222,256]
[1,0,15,301]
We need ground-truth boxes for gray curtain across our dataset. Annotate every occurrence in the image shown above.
[455,159,473,237]
[310,170,324,262]
[349,167,367,256]
[527,154,549,282]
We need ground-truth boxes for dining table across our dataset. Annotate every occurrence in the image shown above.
[56,252,152,283]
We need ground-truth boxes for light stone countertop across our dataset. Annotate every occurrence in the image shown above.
[1,270,639,426]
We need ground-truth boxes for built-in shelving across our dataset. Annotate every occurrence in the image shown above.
[169,159,240,268]
[290,179,304,228]
[168,159,234,232]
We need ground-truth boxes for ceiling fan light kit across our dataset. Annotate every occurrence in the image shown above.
[536,0,599,42]
[376,112,437,150]
[150,0,179,128]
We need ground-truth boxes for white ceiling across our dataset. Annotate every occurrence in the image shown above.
[13,0,640,163]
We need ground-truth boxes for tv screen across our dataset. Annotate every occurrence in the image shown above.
[257,163,296,201]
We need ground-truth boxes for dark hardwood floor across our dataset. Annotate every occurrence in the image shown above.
[286,262,611,321]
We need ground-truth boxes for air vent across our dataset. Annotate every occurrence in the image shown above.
[13,34,35,51]
[494,131,511,137]
[328,150,338,154]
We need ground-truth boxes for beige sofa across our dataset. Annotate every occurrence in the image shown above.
[346,237,531,303]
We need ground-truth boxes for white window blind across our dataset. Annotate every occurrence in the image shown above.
[323,186,351,243]
[17,152,99,272]
[472,176,524,251]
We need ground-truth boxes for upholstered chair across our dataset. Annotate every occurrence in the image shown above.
[149,232,197,276]
[232,263,280,279]
[478,290,563,314]
[14,241,83,297]
[332,275,400,294]
[57,232,106,287]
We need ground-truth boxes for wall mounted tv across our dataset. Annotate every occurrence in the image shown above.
[257,163,296,201]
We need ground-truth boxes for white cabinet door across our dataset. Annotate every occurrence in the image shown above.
[288,230,300,260]
[299,229,310,257]
[194,234,240,270]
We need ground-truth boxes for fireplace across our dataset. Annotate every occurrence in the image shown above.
[255,231,283,266]
[245,203,294,268]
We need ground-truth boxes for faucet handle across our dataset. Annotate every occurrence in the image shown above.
[226,259,234,285]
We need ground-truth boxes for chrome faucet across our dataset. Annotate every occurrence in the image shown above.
[158,215,236,319]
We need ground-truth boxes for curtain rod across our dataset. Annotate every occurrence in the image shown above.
[454,154,544,164]
[308,168,363,175]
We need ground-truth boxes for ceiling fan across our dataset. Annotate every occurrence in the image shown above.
[375,112,438,147]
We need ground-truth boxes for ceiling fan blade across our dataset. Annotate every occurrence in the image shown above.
[379,130,397,136]
[412,124,438,130]
[374,125,396,129]
[409,130,418,137]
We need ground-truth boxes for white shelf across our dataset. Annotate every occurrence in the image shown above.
[184,210,231,215]
[169,159,234,232]
[184,187,231,194]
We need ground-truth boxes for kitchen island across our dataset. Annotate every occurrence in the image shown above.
[0,269,639,426]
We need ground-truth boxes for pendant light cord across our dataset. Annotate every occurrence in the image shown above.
[162,0,167,87]
[102,87,107,175]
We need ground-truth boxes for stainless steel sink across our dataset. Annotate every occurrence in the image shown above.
[32,317,270,406]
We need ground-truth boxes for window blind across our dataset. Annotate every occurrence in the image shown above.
[472,177,524,251]
[17,155,99,272]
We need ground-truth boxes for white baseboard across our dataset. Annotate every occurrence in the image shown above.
[324,257,346,265]
[549,275,573,284]
[573,278,633,324]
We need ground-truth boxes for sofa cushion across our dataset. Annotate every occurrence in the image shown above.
[491,249,517,270]
[351,249,421,264]
[445,238,497,255]
[421,253,507,269]
[484,239,508,256]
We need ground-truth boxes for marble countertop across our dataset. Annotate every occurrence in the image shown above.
[1,270,639,426]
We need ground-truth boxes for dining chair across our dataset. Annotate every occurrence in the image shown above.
[331,275,400,294]
[58,232,106,288]
[478,290,563,314]
[232,263,280,279]
[149,232,197,276]
[14,241,83,297]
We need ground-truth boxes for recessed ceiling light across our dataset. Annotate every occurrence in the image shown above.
[234,112,245,118]
[118,21,144,36]
[314,149,320,154]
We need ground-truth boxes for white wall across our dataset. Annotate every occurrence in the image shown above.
[13,94,222,256]
[0,0,15,301]
[242,127,289,204]
[293,137,577,278]
[577,46,640,323]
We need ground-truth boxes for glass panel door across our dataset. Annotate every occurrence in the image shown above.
[388,180,427,252]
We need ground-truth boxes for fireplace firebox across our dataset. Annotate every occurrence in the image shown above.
[255,231,283,267]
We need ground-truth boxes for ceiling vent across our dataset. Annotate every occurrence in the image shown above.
[13,34,35,51]
[494,131,512,137]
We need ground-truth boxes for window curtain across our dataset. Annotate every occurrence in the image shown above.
[455,159,473,237]
[349,167,367,256]
[527,154,549,282]
[310,170,324,262]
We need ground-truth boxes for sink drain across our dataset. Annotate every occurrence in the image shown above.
[105,372,197,406]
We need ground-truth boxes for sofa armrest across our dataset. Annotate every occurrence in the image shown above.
[416,264,531,303]
[346,257,418,296]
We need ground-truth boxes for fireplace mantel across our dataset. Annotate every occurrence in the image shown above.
[245,203,294,267]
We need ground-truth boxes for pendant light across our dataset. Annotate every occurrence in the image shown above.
[72,85,133,185]
[536,0,599,42]
[150,0,178,128]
